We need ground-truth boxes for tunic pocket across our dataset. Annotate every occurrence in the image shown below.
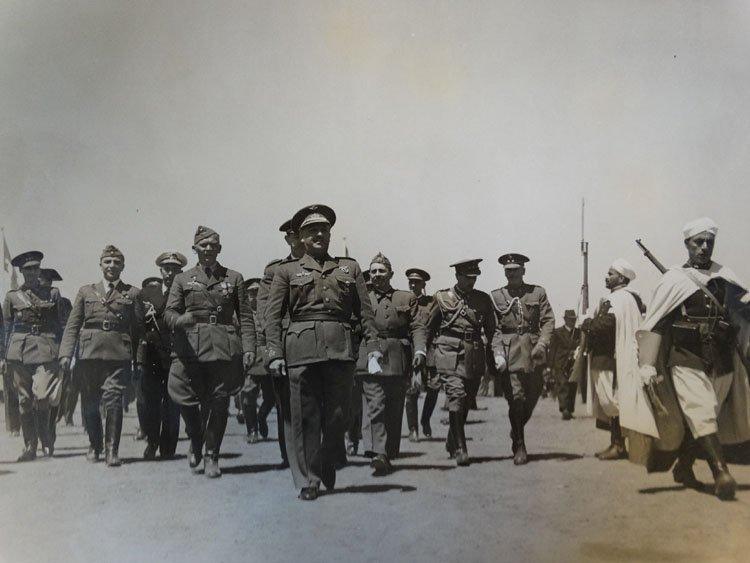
[284,320,318,363]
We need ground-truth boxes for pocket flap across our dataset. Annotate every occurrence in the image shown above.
[287,320,315,335]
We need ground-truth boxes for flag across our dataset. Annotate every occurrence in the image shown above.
[1,229,18,293]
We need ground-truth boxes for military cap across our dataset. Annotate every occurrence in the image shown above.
[11,251,43,269]
[142,277,163,289]
[291,204,336,232]
[194,225,220,245]
[40,268,62,282]
[563,309,577,320]
[498,253,529,269]
[279,219,294,233]
[155,251,188,268]
[450,259,482,277]
[244,277,261,291]
[405,268,431,282]
[101,245,124,260]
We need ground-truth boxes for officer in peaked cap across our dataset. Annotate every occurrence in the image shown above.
[59,245,145,466]
[426,259,495,466]
[491,252,555,465]
[136,251,188,461]
[2,250,67,460]
[141,277,163,289]
[265,204,379,500]
[403,268,441,442]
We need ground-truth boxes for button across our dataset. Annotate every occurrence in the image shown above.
[325,298,330,302]
[321,274,326,279]
[323,286,328,290]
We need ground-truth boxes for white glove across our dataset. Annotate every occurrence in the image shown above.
[494,355,507,372]
[367,351,383,375]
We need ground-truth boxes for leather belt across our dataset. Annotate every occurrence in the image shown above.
[192,313,232,326]
[84,320,125,332]
[12,323,53,335]
[291,313,350,323]
[377,330,406,339]
[500,327,528,335]
[442,328,482,342]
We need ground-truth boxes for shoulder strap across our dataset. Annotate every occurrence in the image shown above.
[682,268,726,315]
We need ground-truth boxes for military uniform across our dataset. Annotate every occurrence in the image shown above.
[427,260,496,465]
[403,269,441,441]
[491,253,554,465]
[265,205,377,496]
[3,252,66,459]
[1,301,21,436]
[60,246,144,464]
[165,236,255,475]
[137,252,186,459]
[358,282,426,465]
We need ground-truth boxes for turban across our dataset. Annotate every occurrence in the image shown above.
[682,217,718,240]
[610,258,636,281]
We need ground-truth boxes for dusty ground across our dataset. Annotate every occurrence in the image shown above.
[0,394,749,563]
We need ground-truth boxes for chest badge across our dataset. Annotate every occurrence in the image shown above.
[339,266,350,274]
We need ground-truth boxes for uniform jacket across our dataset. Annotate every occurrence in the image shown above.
[138,288,172,369]
[264,253,377,368]
[256,255,292,338]
[60,281,144,362]
[426,286,496,379]
[164,263,255,362]
[415,294,436,368]
[548,325,581,381]
[355,287,427,377]
[3,285,66,364]
[491,283,555,373]
[245,306,268,377]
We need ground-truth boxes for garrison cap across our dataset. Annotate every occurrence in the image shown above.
[498,253,529,269]
[563,309,577,320]
[291,204,336,232]
[142,277,163,289]
[405,268,431,282]
[11,251,43,269]
[279,219,294,233]
[40,268,62,282]
[244,277,261,291]
[155,251,188,268]
[194,225,220,245]
[100,245,124,261]
[450,259,482,278]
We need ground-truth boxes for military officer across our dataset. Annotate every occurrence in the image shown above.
[240,277,278,446]
[265,204,379,500]
[403,268,440,441]
[254,219,306,468]
[165,226,255,478]
[491,253,555,465]
[59,245,144,466]
[358,253,426,475]
[426,259,496,466]
[548,309,580,420]
[137,252,186,460]
[1,252,66,460]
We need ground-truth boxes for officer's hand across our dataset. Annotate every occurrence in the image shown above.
[59,357,71,374]
[268,358,287,377]
[531,344,546,367]
[175,312,196,329]
[412,352,426,370]
[494,354,507,373]
[243,351,255,371]
[411,372,422,393]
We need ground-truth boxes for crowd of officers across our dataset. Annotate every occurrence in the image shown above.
[1,206,746,502]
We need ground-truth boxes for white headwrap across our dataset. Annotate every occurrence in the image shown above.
[610,258,636,281]
[682,217,718,240]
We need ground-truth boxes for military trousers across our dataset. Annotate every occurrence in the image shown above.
[502,369,544,426]
[142,360,180,456]
[9,361,56,449]
[557,379,577,414]
[3,366,21,434]
[287,360,353,489]
[346,373,363,447]
[361,376,407,459]
[441,372,471,412]
[77,360,130,451]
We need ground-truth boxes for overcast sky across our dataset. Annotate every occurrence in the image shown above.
[1,1,749,318]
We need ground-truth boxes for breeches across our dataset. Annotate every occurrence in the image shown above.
[593,369,619,418]
[671,365,733,438]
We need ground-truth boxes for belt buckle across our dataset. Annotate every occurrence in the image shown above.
[209,314,218,325]
[102,320,111,331]
[30,325,40,336]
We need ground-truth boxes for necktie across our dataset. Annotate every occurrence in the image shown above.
[106,283,115,298]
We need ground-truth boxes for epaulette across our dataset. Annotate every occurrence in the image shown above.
[265,258,283,268]
[335,256,357,264]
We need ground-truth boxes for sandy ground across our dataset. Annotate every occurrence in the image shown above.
[0,394,749,563]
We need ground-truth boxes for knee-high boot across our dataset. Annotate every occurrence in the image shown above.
[405,393,419,441]
[203,407,228,478]
[182,405,204,472]
[698,433,737,500]
[17,411,38,461]
[420,389,438,438]
[104,408,123,467]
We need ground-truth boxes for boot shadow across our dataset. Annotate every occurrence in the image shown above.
[390,463,455,473]
[325,483,416,495]
[220,463,288,474]
[639,483,750,497]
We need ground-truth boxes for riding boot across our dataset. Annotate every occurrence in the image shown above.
[445,412,457,458]
[454,410,469,466]
[243,395,259,443]
[511,402,528,465]
[596,417,627,460]
[17,411,38,462]
[421,389,438,438]
[104,408,123,467]
[36,406,52,456]
[698,433,736,500]
[203,407,228,478]
[182,405,204,472]
[672,436,701,489]
[405,394,419,442]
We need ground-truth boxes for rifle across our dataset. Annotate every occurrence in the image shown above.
[635,239,667,274]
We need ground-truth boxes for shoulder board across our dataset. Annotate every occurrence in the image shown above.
[336,257,358,265]
[265,258,283,268]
